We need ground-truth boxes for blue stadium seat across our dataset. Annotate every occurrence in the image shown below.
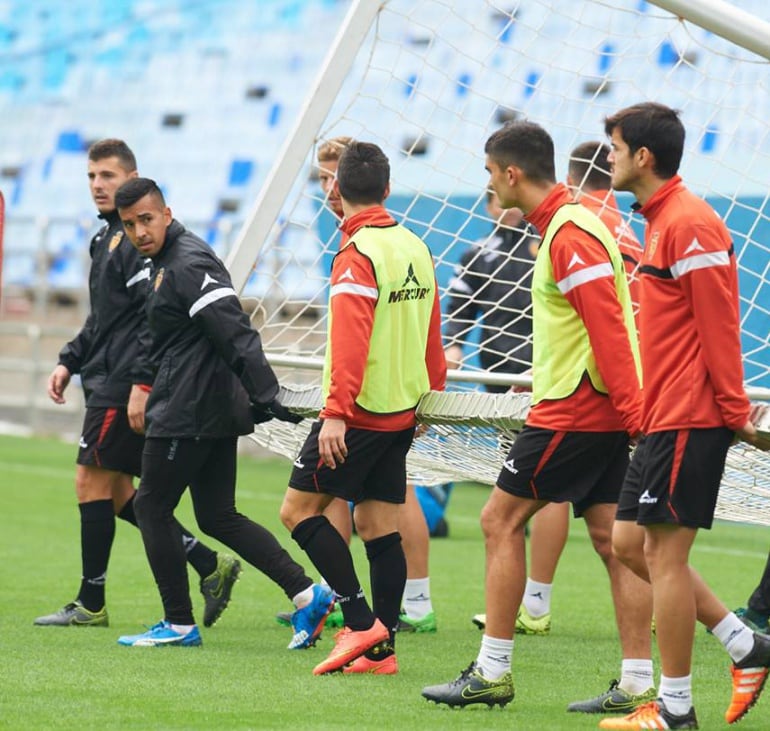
[404,72,419,98]
[523,70,540,99]
[456,72,472,97]
[55,130,85,153]
[701,125,719,153]
[228,159,254,187]
[598,42,614,73]
[658,40,679,66]
[267,102,282,128]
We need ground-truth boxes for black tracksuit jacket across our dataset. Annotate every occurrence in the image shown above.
[143,220,278,439]
[443,223,539,378]
[58,210,153,406]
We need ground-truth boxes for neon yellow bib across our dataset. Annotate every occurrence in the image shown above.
[323,224,436,413]
[531,203,640,404]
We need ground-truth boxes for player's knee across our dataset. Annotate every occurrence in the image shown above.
[195,512,222,539]
[480,500,521,541]
[612,535,636,567]
[75,466,112,503]
[588,528,613,563]
[132,488,165,529]
[279,497,300,531]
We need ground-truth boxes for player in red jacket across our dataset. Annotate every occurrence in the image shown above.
[599,102,770,731]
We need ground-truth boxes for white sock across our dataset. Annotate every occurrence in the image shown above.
[620,658,654,694]
[712,612,755,662]
[522,578,552,617]
[659,674,692,716]
[476,634,514,680]
[403,577,433,619]
[169,623,195,634]
[292,585,315,609]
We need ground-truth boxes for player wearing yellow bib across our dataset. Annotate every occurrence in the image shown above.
[423,120,652,711]
[280,142,446,676]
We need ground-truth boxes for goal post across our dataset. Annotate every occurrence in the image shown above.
[225,0,380,295]
[648,0,770,60]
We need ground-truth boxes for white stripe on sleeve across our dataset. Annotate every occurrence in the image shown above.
[126,268,151,288]
[670,250,729,279]
[556,262,613,294]
[330,282,378,299]
[188,287,238,317]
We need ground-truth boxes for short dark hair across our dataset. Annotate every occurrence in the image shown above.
[114,177,165,210]
[88,138,137,172]
[336,141,390,205]
[604,102,684,178]
[484,121,556,183]
[569,141,611,192]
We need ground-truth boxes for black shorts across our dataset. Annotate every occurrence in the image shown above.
[496,426,630,517]
[76,406,143,477]
[616,427,733,529]
[289,421,414,505]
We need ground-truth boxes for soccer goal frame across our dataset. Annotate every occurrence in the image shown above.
[225,0,770,523]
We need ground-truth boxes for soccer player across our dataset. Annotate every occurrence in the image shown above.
[443,190,538,387]
[598,102,770,730]
[444,190,552,636]
[472,144,645,643]
[35,139,239,630]
[275,136,444,636]
[422,120,653,709]
[279,141,446,675]
[568,141,642,312]
[112,177,332,648]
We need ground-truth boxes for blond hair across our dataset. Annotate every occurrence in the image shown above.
[316,136,354,163]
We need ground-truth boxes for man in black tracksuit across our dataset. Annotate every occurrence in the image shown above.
[114,177,332,648]
[36,139,236,629]
[443,192,539,391]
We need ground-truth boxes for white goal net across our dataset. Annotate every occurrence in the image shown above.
[226,0,770,525]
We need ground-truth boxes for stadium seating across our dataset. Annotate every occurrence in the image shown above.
[0,0,767,298]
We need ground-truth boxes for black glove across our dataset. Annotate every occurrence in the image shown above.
[251,399,303,425]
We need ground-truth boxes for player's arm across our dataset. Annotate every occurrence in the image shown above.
[426,273,448,391]
[442,248,482,357]
[318,245,377,468]
[122,247,154,432]
[552,226,643,436]
[182,255,280,407]
[673,223,751,431]
[323,245,376,420]
[51,312,95,403]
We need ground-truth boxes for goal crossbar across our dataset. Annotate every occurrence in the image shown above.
[250,385,770,527]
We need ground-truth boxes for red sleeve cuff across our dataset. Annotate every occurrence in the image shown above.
[136,384,152,393]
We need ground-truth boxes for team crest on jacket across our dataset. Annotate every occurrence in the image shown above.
[648,231,660,260]
[108,232,123,252]
[154,268,165,291]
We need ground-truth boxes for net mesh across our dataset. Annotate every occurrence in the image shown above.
[239,0,769,390]
[249,387,770,526]
[240,0,770,524]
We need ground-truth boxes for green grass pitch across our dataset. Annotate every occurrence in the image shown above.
[2,432,769,730]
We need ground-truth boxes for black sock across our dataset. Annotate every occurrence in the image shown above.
[179,527,218,579]
[292,515,375,631]
[117,493,138,526]
[120,495,217,579]
[77,499,115,611]
[365,531,405,646]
